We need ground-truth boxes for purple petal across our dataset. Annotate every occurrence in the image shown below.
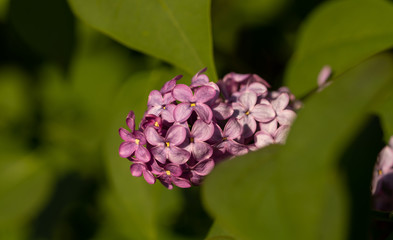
[317,65,332,87]
[133,131,146,144]
[145,127,164,146]
[165,163,182,177]
[274,125,290,144]
[172,177,192,188]
[194,103,213,123]
[378,146,393,172]
[143,170,156,184]
[194,85,216,103]
[191,68,209,87]
[174,102,193,123]
[212,102,234,120]
[231,73,251,83]
[192,159,214,176]
[162,92,175,105]
[146,105,163,116]
[239,91,257,110]
[251,104,276,123]
[224,118,242,140]
[272,93,289,111]
[166,125,187,146]
[130,163,143,177]
[250,74,270,87]
[168,146,190,164]
[191,120,214,141]
[259,119,277,135]
[227,140,248,156]
[232,102,247,119]
[147,90,163,106]
[238,116,257,138]
[151,146,167,164]
[161,104,176,123]
[119,142,138,158]
[119,128,134,141]
[192,141,213,161]
[160,75,182,94]
[172,84,193,102]
[135,146,151,162]
[243,82,267,96]
[208,123,224,144]
[254,131,274,148]
[126,111,135,131]
[277,109,296,126]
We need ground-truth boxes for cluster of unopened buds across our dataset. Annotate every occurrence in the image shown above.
[118,69,299,189]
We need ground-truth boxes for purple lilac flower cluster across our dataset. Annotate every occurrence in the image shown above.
[372,136,393,211]
[119,69,298,189]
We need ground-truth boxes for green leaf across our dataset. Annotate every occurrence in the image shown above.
[0,152,53,229]
[104,69,184,240]
[203,54,393,240]
[67,0,217,80]
[375,87,393,141]
[284,0,393,97]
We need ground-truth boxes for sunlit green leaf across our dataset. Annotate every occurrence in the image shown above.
[203,54,393,239]
[68,0,217,80]
[284,0,393,97]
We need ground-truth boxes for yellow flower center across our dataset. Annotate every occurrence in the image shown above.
[166,170,171,176]
[245,111,250,115]
[163,106,166,110]
[154,121,159,127]
[135,139,140,145]
[190,103,196,107]
[223,137,227,141]
[378,169,383,175]
[190,137,194,143]
[166,142,170,147]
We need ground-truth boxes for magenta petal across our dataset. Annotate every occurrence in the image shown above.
[119,128,134,141]
[161,104,176,123]
[191,68,209,87]
[192,141,213,161]
[246,82,267,96]
[160,75,182,94]
[194,103,213,123]
[255,131,274,148]
[166,125,187,146]
[317,65,332,87]
[274,125,290,144]
[272,93,289,111]
[252,104,276,122]
[147,90,163,106]
[119,142,138,158]
[126,111,135,131]
[224,118,242,140]
[259,119,277,135]
[145,127,164,146]
[238,116,257,138]
[231,73,251,82]
[168,146,190,164]
[133,131,146,144]
[191,120,214,141]
[174,102,193,123]
[277,109,296,126]
[135,146,151,162]
[239,91,257,110]
[194,85,216,103]
[209,123,224,144]
[147,105,163,116]
[173,178,191,188]
[173,84,193,102]
[143,170,156,184]
[165,163,182,177]
[151,146,167,164]
[163,92,175,104]
[227,140,248,156]
[130,163,143,177]
[212,102,234,120]
[193,159,215,176]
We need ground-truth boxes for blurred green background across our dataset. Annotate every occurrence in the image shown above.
[1,0,393,239]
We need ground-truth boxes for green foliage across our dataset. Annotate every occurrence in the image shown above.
[67,0,217,80]
[203,54,393,240]
[285,0,393,97]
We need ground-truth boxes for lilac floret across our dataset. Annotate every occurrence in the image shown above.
[152,162,191,189]
[145,125,190,164]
